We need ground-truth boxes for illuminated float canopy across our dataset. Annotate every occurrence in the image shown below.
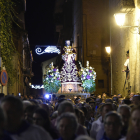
[35,46,60,55]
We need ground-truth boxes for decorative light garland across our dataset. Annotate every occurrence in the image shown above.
[35,46,60,55]
[31,85,44,89]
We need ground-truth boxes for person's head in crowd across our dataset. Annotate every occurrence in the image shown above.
[86,98,92,103]
[35,99,43,104]
[122,99,131,105]
[105,98,113,104]
[112,97,119,104]
[117,104,131,128]
[125,96,130,100]
[33,108,59,139]
[75,135,93,140]
[89,100,95,109]
[57,112,78,140]
[22,100,33,111]
[23,95,28,100]
[58,95,65,100]
[103,111,123,140]
[75,97,80,104]
[100,103,113,121]
[58,98,66,104]
[67,98,73,103]
[126,105,140,140]
[98,95,101,98]
[24,105,38,124]
[58,95,66,103]
[33,108,50,130]
[102,93,106,99]
[117,94,122,98]
[130,92,134,98]
[1,96,24,132]
[28,99,38,106]
[132,95,140,106]
[90,94,94,97]
[39,104,50,116]
[96,98,102,107]
[29,95,33,99]
[20,95,24,99]
[77,103,83,108]
[58,101,74,116]
[90,96,95,101]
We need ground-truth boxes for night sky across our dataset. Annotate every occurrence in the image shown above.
[25,0,58,85]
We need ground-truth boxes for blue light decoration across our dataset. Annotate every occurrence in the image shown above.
[35,46,60,55]
[45,94,50,99]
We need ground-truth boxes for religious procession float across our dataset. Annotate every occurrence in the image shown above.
[43,41,96,100]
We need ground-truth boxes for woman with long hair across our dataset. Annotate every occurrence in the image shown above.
[33,108,59,139]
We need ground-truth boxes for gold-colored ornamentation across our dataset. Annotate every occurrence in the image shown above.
[64,46,73,54]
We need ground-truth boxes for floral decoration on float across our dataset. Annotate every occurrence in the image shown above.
[78,61,96,93]
[43,62,61,93]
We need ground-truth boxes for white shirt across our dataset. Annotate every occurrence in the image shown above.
[90,116,103,139]
[124,59,129,70]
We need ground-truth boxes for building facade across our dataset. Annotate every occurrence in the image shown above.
[0,0,33,96]
[110,0,140,96]
[73,0,110,94]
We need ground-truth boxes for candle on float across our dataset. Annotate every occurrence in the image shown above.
[87,61,89,67]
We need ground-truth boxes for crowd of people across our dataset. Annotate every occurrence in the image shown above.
[0,92,140,140]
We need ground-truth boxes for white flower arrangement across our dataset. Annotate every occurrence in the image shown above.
[43,65,61,93]
[78,61,96,93]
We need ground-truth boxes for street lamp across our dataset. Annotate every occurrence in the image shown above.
[105,46,111,54]
[114,13,140,34]
[105,46,112,95]
[114,13,126,26]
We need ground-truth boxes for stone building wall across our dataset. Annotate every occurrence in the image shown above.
[110,0,140,96]
[73,0,110,94]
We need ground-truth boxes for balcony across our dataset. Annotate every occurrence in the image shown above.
[116,0,135,13]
